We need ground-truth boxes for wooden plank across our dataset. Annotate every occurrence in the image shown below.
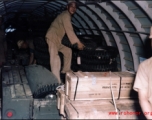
[59,90,142,119]
[113,72,137,99]
[2,72,9,84]
[119,107,142,119]
[2,66,13,84]
[65,97,113,106]
[10,85,16,98]
[115,99,138,105]
[3,87,10,98]
[14,84,26,98]
[65,98,143,119]
[115,99,144,119]
[65,96,116,119]
[66,71,120,100]
[23,84,32,97]
[8,70,13,84]
[58,90,117,117]
[12,67,22,83]
[19,67,28,83]
[57,90,66,117]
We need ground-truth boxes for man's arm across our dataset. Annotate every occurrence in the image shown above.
[28,47,35,65]
[27,40,35,65]
[29,52,34,65]
[62,13,84,50]
[138,89,152,119]
[62,13,79,44]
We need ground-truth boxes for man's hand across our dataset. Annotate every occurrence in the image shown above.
[77,41,85,50]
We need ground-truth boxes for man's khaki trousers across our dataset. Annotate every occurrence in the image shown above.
[46,38,72,83]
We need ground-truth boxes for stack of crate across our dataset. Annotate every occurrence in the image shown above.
[57,71,145,119]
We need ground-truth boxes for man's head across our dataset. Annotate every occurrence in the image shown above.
[67,0,78,15]
[17,40,28,49]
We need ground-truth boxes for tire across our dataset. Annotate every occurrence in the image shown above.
[25,65,59,98]
[79,49,110,60]
[34,45,49,53]
[81,57,110,65]
[33,37,48,48]
[34,50,50,60]
[79,48,117,60]
[62,35,97,50]
[100,46,118,58]
[33,83,61,98]
[36,59,50,71]
[80,62,117,72]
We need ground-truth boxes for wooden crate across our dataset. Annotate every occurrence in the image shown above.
[64,97,116,119]
[115,99,145,119]
[65,71,120,100]
[57,89,116,118]
[57,89,143,119]
[65,98,144,119]
[113,71,138,99]
[57,89,66,117]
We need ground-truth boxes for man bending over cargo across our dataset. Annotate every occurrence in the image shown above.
[17,38,36,65]
[133,26,152,119]
[45,0,85,83]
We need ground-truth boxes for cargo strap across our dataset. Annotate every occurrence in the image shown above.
[69,102,79,118]
[118,76,122,100]
[72,72,79,101]
[110,71,118,120]
[56,84,65,91]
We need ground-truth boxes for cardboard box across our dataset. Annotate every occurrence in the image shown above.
[65,71,120,100]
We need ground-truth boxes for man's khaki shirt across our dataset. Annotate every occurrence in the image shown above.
[45,10,79,48]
